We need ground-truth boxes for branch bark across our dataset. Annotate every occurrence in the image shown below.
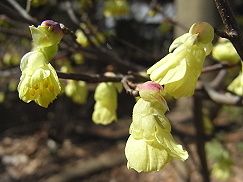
[193,94,210,182]
[214,0,243,61]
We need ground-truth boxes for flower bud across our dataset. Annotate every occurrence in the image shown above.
[189,22,214,44]
[136,81,167,104]
[212,38,240,64]
[30,20,63,50]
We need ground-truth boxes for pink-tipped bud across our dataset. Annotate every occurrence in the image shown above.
[136,81,164,102]
[137,81,162,93]
[41,20,63,34]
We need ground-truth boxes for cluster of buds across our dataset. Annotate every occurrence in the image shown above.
[125,81,188,172]
[18,20,63,107]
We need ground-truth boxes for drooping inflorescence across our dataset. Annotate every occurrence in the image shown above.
[125,81,188,172]
[92,80,122,125]
[18,20,63,107]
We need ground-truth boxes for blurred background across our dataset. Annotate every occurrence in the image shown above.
[0,0,243,181]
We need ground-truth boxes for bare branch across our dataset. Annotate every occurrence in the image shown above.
[214,0,243,61]
[202,62,238,73]
[204,84,243,106]
[6,0,37,24]
[57,71,123,83]
[121,76,139,97]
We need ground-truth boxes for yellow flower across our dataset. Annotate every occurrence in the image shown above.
[104,0,129,17]
[0,92,5,103]
[212,38,240,64]
[125,81,188,172]
[147,22,214,98]
[18,51,61,108]
[227,63,243,96]
[65,80,88,104]
[125,135,170,172]
[75,29,89,47]
[18,20,63,107]
[92,82,121,125]
[211,161,232,181]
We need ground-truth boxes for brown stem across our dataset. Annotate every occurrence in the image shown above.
[57,71,123,83]
[214,0,243,61]
[193,94,210,182]
[202,62,238,73]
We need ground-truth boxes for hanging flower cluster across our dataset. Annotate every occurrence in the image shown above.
[92,81,122,125]
[147,22,214,98]
[18,20,63,107]
[125,81,188,172]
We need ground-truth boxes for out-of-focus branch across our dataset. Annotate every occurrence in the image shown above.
[5,0,37,24]
[214,0,243,61]
[0,27,30,39]
[204,84,243,106]
[0,67,20,78]
[193,93,210,182]
[61,14,145,72]
[121,76,139,96]
[202,62,238,73]
[57,71,123,83]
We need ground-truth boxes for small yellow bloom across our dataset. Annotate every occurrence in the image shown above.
[65,80,88,104]
[18,51,61,108]
[75,29,89,47]
[211,161,232,181]
[212,38,240,64]
[104,0,129,17]
[0,92,5,103]
[92,82,121,125]
[147,22,214,98]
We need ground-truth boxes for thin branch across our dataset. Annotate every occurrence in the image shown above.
[0,67,20,78]
[193,94,210,182]
[214,0,243,61]
[25,0,32,13]
[0,27,30,39]
[209,69,227,88]
[121,76,139,96]
[57,71,123,83]
[6,0,37,24]
[202,62,238,73]
[204,84,243,106]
